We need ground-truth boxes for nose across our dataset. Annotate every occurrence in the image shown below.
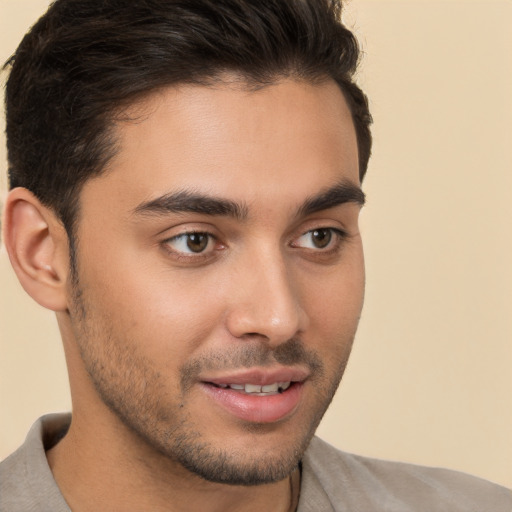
[225,249,309,346]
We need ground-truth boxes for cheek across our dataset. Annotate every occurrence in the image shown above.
[303,250,365,334]
[77,247,227,365]
[76,225,364,366]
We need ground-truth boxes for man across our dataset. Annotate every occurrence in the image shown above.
[0,0,510,511]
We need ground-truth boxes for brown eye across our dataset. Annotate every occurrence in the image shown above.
[293,228,340,250]
[165,232,213,254]
[186,233,209,252]
[311,228,332,248]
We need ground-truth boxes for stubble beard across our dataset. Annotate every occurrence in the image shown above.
[68,279,354,486]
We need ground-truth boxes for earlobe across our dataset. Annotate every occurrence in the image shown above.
[3,187,70,312]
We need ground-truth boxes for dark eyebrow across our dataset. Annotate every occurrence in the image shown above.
[132,189,249,220]
[133,180,363,220]
[297,180,365,217]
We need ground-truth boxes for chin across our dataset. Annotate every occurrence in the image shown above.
[174,437,307,486]
[146,408,321,486]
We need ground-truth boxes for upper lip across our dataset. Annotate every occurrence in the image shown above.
[201,366,310,386]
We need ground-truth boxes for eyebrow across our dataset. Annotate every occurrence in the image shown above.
[133,189,249,220]
[132,179,365,220]
[297,180,366,217]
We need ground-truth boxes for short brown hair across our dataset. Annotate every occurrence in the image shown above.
[4,0,372,236]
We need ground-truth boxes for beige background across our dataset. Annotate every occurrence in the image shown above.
[1,0,511,488]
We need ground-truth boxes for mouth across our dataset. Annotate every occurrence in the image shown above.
[199,368,308,423]
[208,381,292,395]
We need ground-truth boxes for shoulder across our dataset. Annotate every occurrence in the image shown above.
[0,414,71,512]
[300,437,512,512]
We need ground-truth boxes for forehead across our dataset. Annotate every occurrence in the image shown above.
[82,79,359,215]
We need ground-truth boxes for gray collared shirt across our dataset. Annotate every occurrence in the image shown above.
[1,414,511,511]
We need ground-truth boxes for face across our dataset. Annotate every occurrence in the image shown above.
[66,79,365,485]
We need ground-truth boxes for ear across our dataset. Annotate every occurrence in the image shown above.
[3,187,70,312]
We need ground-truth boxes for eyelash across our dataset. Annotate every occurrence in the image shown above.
[162,231,221,261]
[291,227,347,252]
[162,227,347,261]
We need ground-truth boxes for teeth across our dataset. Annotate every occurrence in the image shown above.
[245,383,262,393]
[214,382,292,394]
[278,382,291,392]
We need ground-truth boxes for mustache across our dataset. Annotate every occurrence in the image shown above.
[180,338,324,392]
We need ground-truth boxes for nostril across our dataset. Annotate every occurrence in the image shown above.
[224,284,307,344]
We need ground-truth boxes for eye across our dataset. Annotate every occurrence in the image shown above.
[164,232,214,254]
[292,228,344,250]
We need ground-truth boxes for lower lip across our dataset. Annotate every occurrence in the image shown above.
[200,382,303,423]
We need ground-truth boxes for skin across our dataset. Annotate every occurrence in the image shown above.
[4,78,365,512]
